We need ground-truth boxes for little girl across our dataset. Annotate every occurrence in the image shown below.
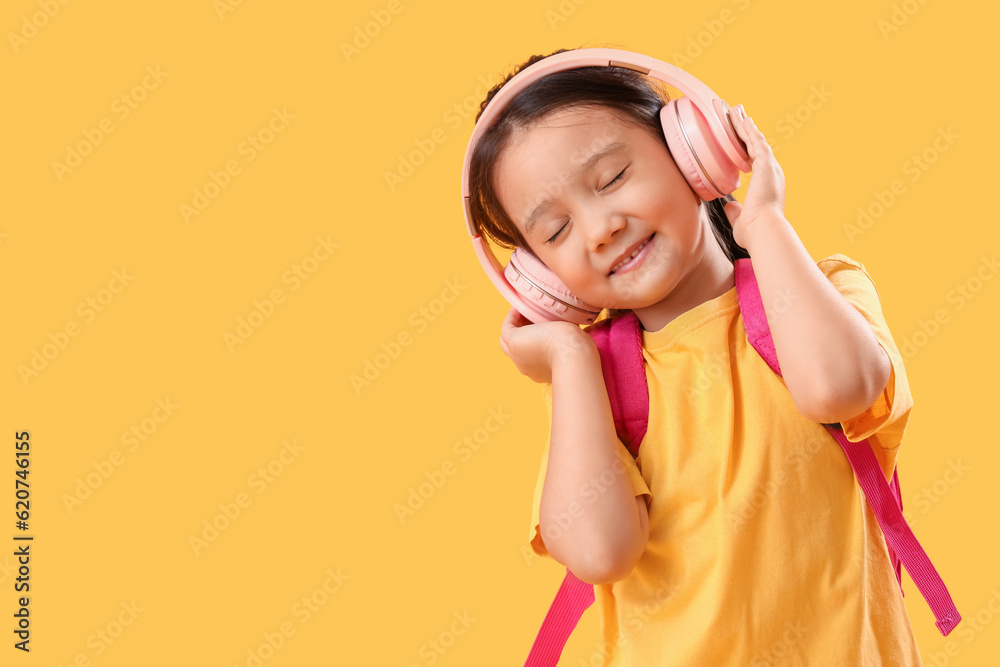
[467,47,924,665]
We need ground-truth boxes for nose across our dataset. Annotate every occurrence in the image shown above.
[582,208,627,252]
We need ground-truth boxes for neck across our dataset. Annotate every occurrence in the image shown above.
[631,206,736,333]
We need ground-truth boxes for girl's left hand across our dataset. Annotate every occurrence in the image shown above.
[722,105,786,250]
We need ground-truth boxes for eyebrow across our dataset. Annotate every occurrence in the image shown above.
[522,141,627,237]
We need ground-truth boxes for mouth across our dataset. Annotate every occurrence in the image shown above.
[608,234,654,276]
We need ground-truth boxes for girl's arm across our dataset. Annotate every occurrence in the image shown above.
[740,216,891,424]
[723,112,891,424]
[539,331,649,585]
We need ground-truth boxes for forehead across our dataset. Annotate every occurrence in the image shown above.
[505,106,636,165]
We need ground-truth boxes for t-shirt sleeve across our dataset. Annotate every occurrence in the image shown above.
[818,254,914,483]
[529,382,652,559]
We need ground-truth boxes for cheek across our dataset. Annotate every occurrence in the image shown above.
[631,237,671,281]
[555,264,592,292]
[548,262,605,302]
[631,176,676,221]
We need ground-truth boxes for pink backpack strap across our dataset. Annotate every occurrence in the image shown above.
[888,471,904,593]
[733,257,962,636]
[586,312,649,457]
[524,570,594,666]
[524,312,648,666]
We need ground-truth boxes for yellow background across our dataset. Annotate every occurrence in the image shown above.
[2,0,998,665]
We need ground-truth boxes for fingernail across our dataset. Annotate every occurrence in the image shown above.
[733,104,746,120]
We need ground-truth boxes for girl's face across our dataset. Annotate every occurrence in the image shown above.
[493,105,733,329]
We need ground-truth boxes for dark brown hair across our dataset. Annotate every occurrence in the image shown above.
[467,47,750,320]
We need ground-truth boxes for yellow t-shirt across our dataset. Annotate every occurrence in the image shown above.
[529,254,923,666]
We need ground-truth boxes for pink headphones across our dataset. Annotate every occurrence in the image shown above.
[461,48,752,325]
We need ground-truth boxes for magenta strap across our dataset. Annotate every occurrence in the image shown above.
[826,426,961,634]
[733,258,961,636]
[888,471,904,594]
[586,312,649,457]
[524,569,594,666]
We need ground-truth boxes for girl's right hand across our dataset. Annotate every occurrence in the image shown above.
[498,306,596,384]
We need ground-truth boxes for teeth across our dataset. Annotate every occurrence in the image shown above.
[611,238,649,273]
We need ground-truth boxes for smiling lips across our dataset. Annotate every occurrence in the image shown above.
[609,234,654,275]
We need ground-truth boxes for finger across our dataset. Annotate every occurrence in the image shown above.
[731,106,750,142]
[739,118,762,162]
[500,307,528,349]
[728,111,757,164]
[501,306,519,332]
[511,308,532,328]
[743,116,775,159]
[743,116,764,142]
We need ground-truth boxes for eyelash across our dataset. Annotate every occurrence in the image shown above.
[545,166,629,244]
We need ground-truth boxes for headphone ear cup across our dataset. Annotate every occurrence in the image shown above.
[504,248,602,325]
[660,97,742,200]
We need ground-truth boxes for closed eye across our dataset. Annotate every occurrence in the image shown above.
[546,221,568,244]
[545,166,629,244]
[601,166,628,191]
